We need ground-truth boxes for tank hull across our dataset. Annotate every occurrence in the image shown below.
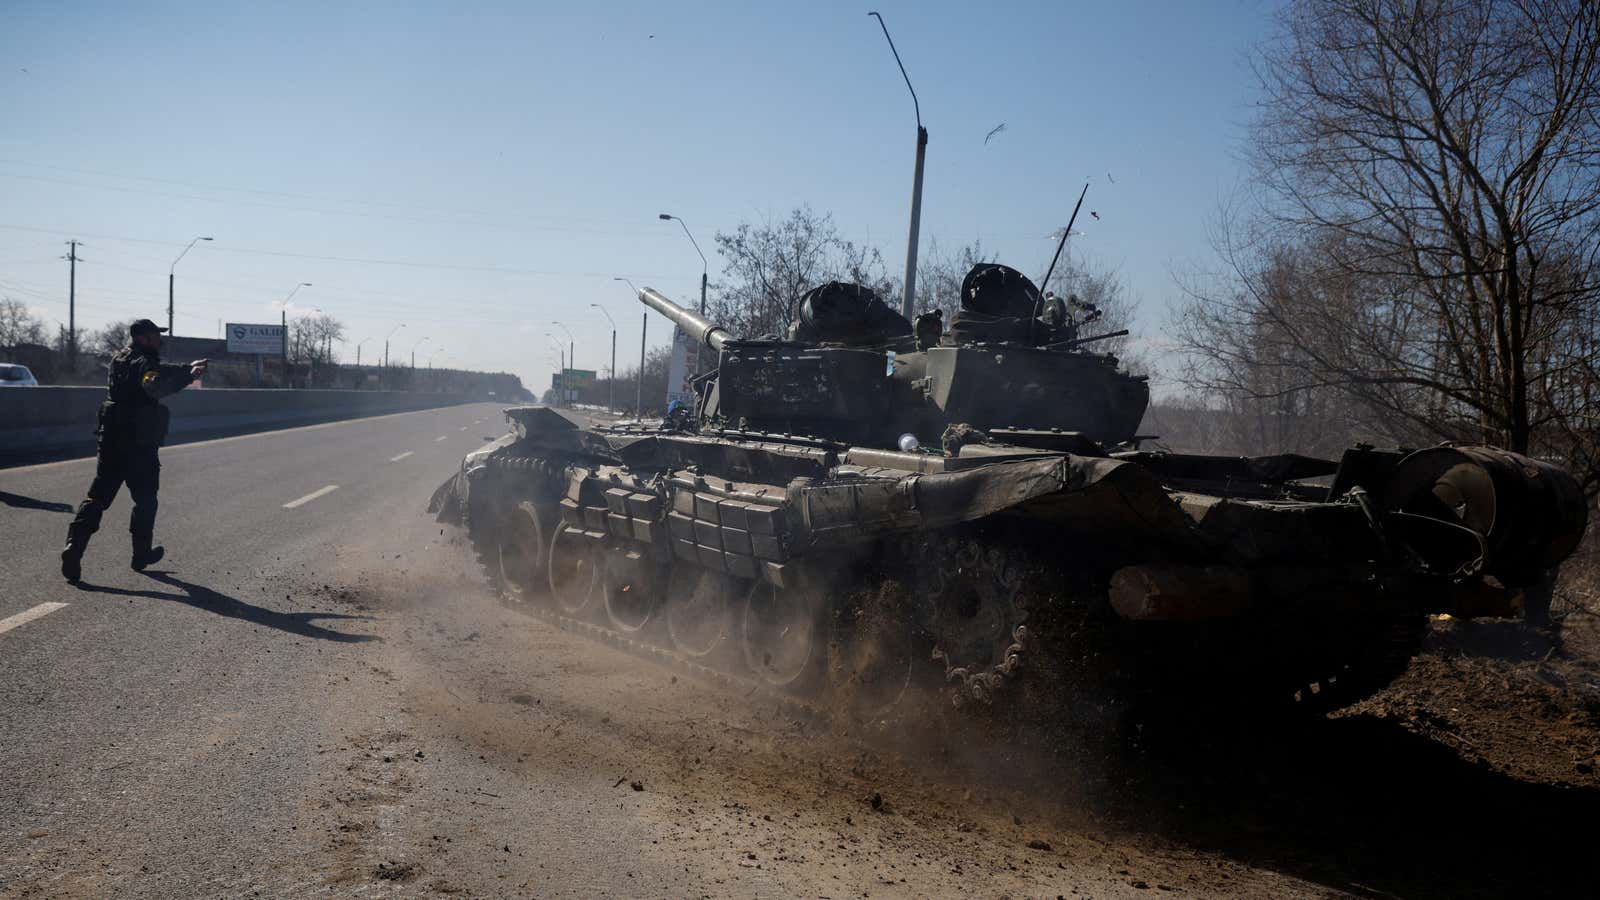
[431,405,1587,720]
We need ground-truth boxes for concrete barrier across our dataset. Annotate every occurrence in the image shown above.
[0,387,480,464]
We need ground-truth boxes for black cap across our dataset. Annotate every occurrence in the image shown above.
[129,319,168,336]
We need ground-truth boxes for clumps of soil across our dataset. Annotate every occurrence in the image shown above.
[1343,611,1600,786]
[374,860,417,881]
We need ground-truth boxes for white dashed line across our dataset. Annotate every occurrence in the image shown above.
[435,435,447,442]
[0,603,69,636]
[283,485,339,509]
[389,451,414,462]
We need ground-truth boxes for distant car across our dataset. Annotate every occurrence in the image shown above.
[0,363,38,386]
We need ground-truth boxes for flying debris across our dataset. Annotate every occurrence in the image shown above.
[984,123,1007,144]
[1090,211,1100,220]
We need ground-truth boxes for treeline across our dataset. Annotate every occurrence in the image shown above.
[1168,0,1600,496]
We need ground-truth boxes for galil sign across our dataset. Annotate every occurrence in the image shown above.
[226,323,285,355]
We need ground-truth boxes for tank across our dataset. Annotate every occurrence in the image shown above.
[430,264,1589,723]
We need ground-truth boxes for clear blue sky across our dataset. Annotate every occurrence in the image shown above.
[0,0,1277,391]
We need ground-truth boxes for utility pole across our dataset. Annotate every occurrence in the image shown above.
[64,241,80,368]
[638,312,646,417]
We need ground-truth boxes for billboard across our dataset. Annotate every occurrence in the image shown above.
[225,323,285,355]
[561,368,597,390]
[665,327,700,411]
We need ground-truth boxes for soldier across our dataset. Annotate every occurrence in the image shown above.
[60,319,208,583]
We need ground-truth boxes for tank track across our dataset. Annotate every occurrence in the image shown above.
[461,452,1428,733]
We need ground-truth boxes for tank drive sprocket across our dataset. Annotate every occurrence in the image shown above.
[911,535,1032,710]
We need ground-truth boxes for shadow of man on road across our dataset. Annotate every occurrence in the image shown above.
[0,491,74,513]
[73,572,380,644]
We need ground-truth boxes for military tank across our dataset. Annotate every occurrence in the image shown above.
[431,263,1588,723]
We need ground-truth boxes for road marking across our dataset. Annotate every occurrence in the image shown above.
[389,451,414,462]
[435,435,447,442]
[458,426,468,431]
[283,484,339,509]
[0,602,69,636]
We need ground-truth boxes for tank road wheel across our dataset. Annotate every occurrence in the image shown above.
[494,501,549,602]
[742,577,825,691]
[602,549,664,633]
[828,581,925,721]
[925,542,1029,710]
[547,523,600,616]
[665,567,740,658]
[466,472,547,602]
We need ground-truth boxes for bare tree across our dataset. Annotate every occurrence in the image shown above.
[0,298,47,347]
[289,313,346,365]
[88,319,139,357]
[914,238,991,320]
[710,207,894,338]
[1043,250,1141,368]
[1176,0,1600,489]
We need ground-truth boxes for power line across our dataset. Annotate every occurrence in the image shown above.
[0,171,675,238]
[0,223,694,280]
[0,158,674,228]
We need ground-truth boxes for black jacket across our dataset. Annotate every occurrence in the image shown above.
[98,346,194,447]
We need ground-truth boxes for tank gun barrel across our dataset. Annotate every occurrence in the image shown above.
[638,287,731,352]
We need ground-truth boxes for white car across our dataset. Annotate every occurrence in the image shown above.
[0,363,38,386]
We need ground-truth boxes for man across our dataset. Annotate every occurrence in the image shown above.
[61,319,208,583]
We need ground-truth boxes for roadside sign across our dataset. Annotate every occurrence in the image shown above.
[226,323,285,355]
[561,368,597,390]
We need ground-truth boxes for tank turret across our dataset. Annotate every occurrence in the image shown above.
[636,263,1149,450]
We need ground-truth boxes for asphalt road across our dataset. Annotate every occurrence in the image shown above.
[0,403,1334,898]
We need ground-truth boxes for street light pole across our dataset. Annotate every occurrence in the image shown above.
[614,278,645,417]
[169,236,213,335]
[658,214,708,314]
[869,11,926,320]
[411,336,429,369]
[356,337,371,368]
[280,282,311,387]
[590,303,616,411]
[383,322,405,389]
[551,321,575,403]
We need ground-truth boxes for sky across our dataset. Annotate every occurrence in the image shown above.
[0,0,1279,392]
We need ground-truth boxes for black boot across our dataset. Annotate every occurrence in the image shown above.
[61,542,85,583]
[131,538,164,572]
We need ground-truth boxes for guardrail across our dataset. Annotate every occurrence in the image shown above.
[0,387,482,464]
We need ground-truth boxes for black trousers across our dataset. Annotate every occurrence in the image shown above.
[66,439,161,548]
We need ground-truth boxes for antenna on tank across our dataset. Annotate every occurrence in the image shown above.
[1033,183,1090,345]
[1040,183,1090,290]
[870,11,927,321]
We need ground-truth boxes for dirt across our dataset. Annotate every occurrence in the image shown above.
[273,528,1600,898]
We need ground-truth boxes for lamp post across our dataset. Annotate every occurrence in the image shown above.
[545,334,566,406]
[411,335,429,369]
[383,323,405,368]
[355,337,372,368]
[614,278,645,417]
[280,282,311,387]
[590,303,616,411]
[169,236,213,335]
[657,213,707,314]
[550,320,574,404]
[869,11,926,320]
[383,323,405,389]
[428,348,443,369]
